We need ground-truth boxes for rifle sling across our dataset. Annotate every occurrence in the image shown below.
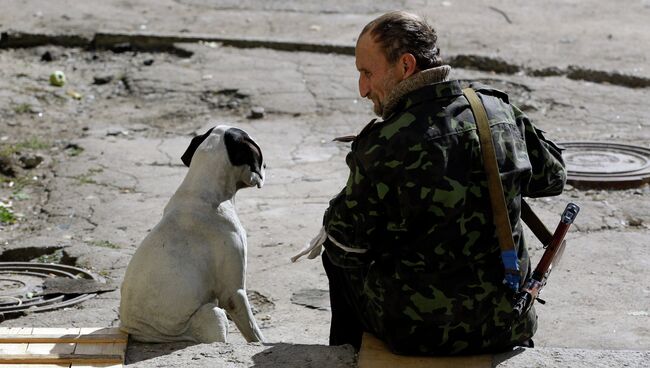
[521,199,553,246]
[462,88,552,253]
[463,88,517,271]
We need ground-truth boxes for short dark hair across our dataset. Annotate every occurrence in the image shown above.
[360,11,443,70]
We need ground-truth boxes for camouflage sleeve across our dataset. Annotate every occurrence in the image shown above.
[514,105,567,197]
[322,147,387,268]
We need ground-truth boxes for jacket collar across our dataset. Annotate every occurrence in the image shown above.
[381,65,454,119]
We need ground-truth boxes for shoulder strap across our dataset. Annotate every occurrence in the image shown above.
[521,200,553,246]
[462,87,521,291]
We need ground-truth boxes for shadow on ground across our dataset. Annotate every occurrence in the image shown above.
[125,340,198,364]
[250,343,356,367]
[492,347,526,366]
[125,340,357,367]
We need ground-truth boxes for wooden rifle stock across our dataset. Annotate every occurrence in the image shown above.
[513,203,580,318]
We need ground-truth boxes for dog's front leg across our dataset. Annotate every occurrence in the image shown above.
[226,289,266,343]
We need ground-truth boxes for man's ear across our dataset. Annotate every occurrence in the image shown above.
[181,127,215,167]
[400,53,418,79]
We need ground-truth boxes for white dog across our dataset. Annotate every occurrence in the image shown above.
[120,125,266,343]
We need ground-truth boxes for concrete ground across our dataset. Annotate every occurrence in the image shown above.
[0,1,648,367]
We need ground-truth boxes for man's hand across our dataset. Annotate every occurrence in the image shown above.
[291,226,326,262]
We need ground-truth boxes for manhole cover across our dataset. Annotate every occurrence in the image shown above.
[0,262,103,320]
[560,141,650,189]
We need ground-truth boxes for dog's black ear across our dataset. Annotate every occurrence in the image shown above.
[181,127,215,167]
[224,128,263,175]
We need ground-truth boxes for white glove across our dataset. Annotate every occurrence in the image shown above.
[291,226,327,262]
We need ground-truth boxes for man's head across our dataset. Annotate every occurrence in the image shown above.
[355,11,442,116]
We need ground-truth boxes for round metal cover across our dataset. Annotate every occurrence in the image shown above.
[0,262,102,320]
[560,141,650,189]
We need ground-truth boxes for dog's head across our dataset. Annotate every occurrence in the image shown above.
[181,125,265,189]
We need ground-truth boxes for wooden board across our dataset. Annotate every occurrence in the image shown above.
[0,327,127,368]
[358,333,494,368]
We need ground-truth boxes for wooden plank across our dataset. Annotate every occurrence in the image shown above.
[75,328,127,362]
[0,327,127,367]
[0,333,128,344]
[358,333,494,368]
[74,341,126,361]
[31,328,81,335]
[25,340,76,355]
[0,327,32,355]
[27,328,78,355]
[0,327,33,335]
[0,354,123,364]
[0,365,70,368]
[78,327,123,336]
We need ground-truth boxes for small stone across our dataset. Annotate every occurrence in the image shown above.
[249,106,265,119]
[143,59,154,66]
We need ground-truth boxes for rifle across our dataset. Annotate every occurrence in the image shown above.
[513,202,580,317]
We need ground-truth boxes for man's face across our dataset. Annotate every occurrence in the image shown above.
[355,32,403,116]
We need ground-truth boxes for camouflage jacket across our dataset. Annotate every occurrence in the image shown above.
[322,79,566,354]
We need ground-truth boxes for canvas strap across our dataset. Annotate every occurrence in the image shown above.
[463,87,522,291]
[521,200,553,246]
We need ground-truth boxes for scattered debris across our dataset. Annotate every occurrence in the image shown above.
[200,88,251,113]
[64,142,84,156]
[93,75,113,85]
[488,6,513,24]
[49,70,66,87]
[249,106,265,119]
[66,89,82,99]
[0,155,17,177]
[106,127,129,136]
[18,153,43,169]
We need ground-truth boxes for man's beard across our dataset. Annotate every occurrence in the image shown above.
[372,100,384,116]
[370,71,400,117]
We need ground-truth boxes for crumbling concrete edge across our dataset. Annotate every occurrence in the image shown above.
[2,30,649,89]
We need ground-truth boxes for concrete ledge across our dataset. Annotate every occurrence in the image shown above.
[357,333,650,368]
[358,333,493,368]
[123,338,649,368]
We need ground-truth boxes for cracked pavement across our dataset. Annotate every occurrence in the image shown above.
[0,1,649,367]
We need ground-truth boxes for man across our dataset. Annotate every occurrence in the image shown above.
[294,11,566,355]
